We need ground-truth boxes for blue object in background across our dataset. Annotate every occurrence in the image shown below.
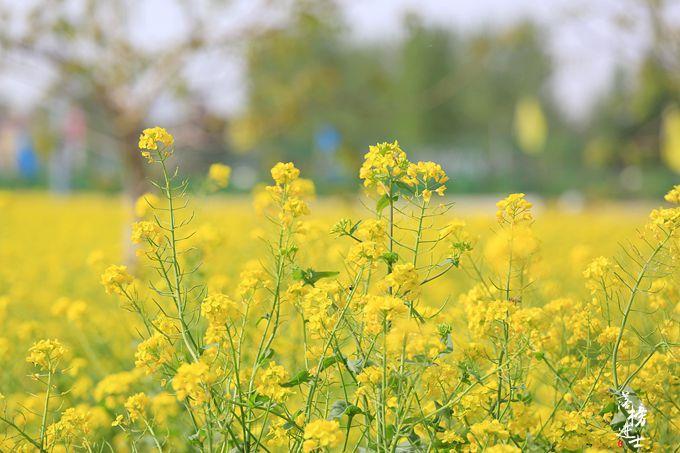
[17,133,39,179]
[314,124,345,184]
[315,124,341,155]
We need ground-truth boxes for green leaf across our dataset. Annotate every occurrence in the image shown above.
[347,358,365,375]
[282,420,297,430]
[328,400,363,421]
[310,270,340,282]
[349,220,362,234]
[394,180,415,194]
[376,194,390,213]
[291,267,339,286]
[319,355,341,372]
[385,424,397,445]
[281,355,340,388]
[599,402,617,415]
[376,194,398,213]
[256,348,274,365]
[281,370,312,387]
[291,267,305,281]
[610,411,626,429]
[328,400,349,420]
[380,252,399,266]
[249,393,271,408]
[346,405,363,420]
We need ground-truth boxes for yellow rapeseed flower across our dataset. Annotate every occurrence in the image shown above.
[665,185,680,204]
[45,407,90,447]
[201,293,239,325]
[27,339,66,371]
[172,362,215,406]
[359,141,410,191]
[138,126,174,162]
[496,193,533,225]
[100,265,134,296]
[302,419,342,452]
[271,162,300,185]
[131,220,162,245]
[208,163,232,189]
[134,333,173,375]
[124,392,149,422]
[255,362,291,401]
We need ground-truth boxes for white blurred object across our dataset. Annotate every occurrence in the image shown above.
[231,165,257,191]
[619,165,643,192]
[557,190,585,213]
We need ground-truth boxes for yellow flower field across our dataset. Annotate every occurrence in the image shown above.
[0,132,678,452]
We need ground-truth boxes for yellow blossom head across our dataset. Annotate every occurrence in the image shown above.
[201,293,240,326]
[134,333,173,375]
[664,185,680,204]
[271,162,300,185]
[302,419,342,452]
[101,265,134,296]
[131,220,162,245]
[45,407,90,447]
[496,193,533,225]
[124,393,149,422]
[138,126,174,163]
[27,339,66,372]
[172,361,215,406]
[208,163,232,189]
[360,141,410,191]
[254,362,291,401]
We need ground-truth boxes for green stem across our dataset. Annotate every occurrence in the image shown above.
[160,157,199,362]
[143,419,164,452]
[612,232,670,388]
[39,370,52,450]
[388,182,395,275]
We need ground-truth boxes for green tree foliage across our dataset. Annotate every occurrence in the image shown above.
[236,8,575,193]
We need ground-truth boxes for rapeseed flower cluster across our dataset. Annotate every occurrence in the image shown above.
[208,163,232,189]
[100,264,134,295]
[302,419,342,452]
[172,362,215,406]
[0,127,678,452]
[138,126,174,162]
[26,339,66,371]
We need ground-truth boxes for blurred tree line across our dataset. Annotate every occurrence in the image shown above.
[584,0,680,197]
[234,6,557,193]
[234,2,679,197]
